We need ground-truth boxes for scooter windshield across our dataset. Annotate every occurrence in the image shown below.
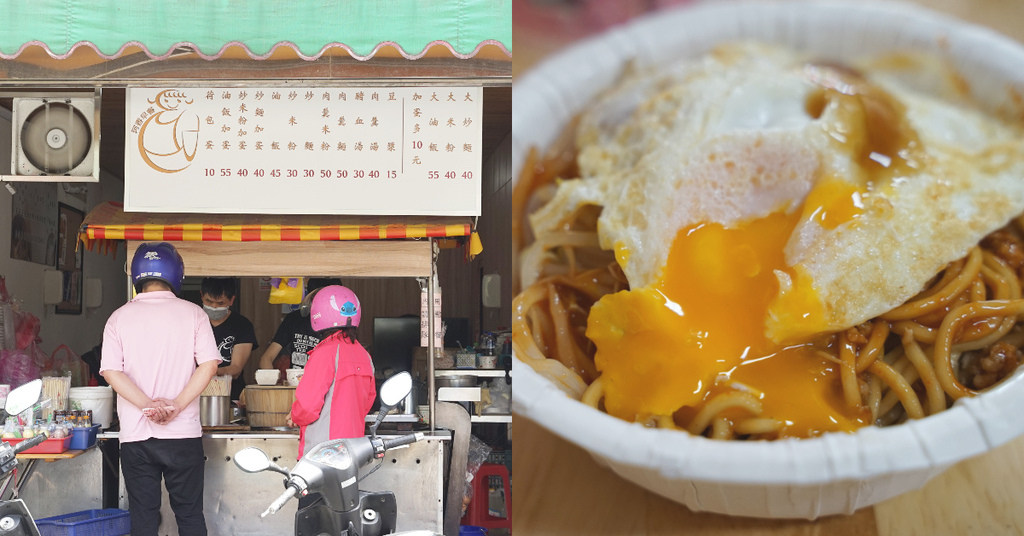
[306,439,354,471]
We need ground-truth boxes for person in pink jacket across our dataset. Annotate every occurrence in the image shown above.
[287,285,376,508]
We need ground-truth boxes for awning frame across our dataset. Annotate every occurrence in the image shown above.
[127,239,433,279]
[0,54,512,86]
[122,236,444,432]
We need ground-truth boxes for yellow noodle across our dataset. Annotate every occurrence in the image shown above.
[867,374,883,423]
[710,417,733,440]
[892,320,937,345]
[687,392,762,436]
[900,332,946,416]
[656,415,677,430]
[856,321,890,373]
[881,247,983,320]
[839,333,862,409]
[869,360,926,420]
[581,377,604,408]
[733,418,783,436]
[934,300,1024,399]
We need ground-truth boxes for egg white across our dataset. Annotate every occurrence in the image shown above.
[527,42,1024,341]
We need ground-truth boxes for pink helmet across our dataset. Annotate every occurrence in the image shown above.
[309,285,361,331]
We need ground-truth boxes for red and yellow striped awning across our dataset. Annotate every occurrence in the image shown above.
[79,201,473,255]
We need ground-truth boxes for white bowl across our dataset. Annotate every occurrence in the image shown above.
[254,369,281,386]
[512,0,1024,519]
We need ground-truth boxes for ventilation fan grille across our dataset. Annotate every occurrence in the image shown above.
[11,95,98,179]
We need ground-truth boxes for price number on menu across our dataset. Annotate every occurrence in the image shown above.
[427,171,473,180]
[205,168,398,179]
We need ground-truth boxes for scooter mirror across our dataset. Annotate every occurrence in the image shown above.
[234,447,272,473]
[379,371,412,408]
[5,379,42,416]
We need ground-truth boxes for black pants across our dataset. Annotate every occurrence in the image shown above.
[120,437,207,536]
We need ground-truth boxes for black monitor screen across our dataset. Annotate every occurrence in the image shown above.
[371,316,473,373]
[372,317,421,373]
[442,317,471,349]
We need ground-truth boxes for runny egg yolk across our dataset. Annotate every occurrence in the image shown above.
[584,67,925,438]
[587,204,871,439]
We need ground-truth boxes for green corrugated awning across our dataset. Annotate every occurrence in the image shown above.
[0,0,511,60]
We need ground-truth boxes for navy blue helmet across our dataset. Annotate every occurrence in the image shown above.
[130,242,185,295]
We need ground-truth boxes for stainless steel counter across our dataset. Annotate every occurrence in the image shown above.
[11,429,450,535]
[107,431,450,536]
[13,446,106,520]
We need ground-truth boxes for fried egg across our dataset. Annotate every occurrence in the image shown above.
[527,43,1024,436]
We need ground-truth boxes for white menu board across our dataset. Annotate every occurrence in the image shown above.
[124,87,482,215]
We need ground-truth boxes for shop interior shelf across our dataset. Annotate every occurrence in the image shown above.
[435,369,509,378]
[471,415,512,423]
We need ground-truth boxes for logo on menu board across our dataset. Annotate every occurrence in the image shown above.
[136,90,201,174]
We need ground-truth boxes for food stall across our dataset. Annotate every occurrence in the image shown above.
[78,205,471,534]
[0,2,511,534]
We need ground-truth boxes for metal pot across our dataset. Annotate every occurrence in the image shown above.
[400,383,417,414]
[435,375,477,388]
[200,395,231,426]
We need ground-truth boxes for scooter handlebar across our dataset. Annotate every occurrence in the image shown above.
[383,432,424,451]
[13,434,47,454]
[260,484,299,518]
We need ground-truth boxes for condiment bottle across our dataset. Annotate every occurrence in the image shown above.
[1,417,18,439]
[480,332,497,356]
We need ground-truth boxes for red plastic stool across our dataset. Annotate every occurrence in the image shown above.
[462,462,511,531]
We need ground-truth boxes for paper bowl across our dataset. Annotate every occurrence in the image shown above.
[512,0,1024,519]
[254,369,281,386]
[285,368,304,386]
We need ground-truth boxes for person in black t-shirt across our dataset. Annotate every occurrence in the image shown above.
[257,278,339,372]
[256,311,310,374]
[201,278,259,400]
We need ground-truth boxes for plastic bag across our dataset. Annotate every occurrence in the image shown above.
[0,276,12,351]
[462,434,493,516]
[0,277,31,351]
[44,345,90,388]
[482,378,511,414]
[0,347,43,386]
[269,277,305,304]
[0,302,14,352]
[467,433,492,477]
[13,310,40,351]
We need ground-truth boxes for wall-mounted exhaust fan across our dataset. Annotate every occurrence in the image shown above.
[6,90,100,182]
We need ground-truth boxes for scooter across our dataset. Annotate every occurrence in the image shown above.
[0,379,49,536]
[234,371,438,536]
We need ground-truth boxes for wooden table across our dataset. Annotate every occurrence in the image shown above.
[1,447,93,501]
[516,417,1024,535]
[16,449,87,462]
[513,1,1024,533]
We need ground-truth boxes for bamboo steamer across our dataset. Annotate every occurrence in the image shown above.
[243,385,297,428]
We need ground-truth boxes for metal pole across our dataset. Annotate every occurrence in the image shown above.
[125,258,133,299]
[428,238,437,432]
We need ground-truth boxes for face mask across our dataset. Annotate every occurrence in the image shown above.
[204,305,229,321]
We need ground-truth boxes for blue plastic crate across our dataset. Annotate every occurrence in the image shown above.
[69,424,101,450]
[36,509,130,536]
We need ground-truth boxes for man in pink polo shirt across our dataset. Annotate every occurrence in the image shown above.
[100,242,221,536]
